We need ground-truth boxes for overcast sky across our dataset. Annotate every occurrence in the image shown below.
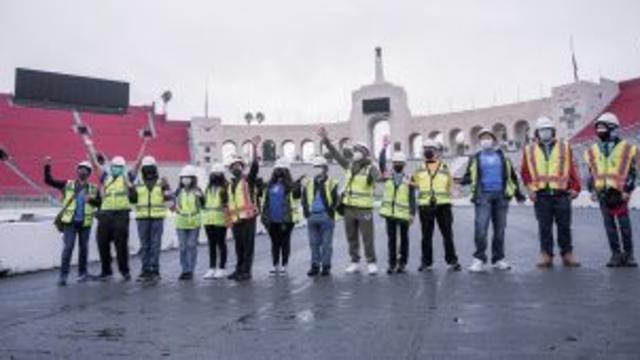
[1,0,639,124]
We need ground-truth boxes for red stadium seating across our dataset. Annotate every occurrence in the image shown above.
[0,93,190,198]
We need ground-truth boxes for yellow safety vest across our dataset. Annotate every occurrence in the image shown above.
[524,141,571,191]
[305,177,340,220]
[413,161,452,206]
[101,175,131,211]
[202,187,227,227]
[175,190,201,229]
[343,164,374,208]
[134,183,166,219]
[380,175,412,220]
[584,140,637,192]
[469,155,517,198]
[60,181,97,227]
[228,177,257,223]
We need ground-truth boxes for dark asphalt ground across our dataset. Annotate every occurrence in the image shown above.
[1,206,640,360]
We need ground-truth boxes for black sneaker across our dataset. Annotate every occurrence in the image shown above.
[122,273,132,282]
[386,266,396,275]
[98,273,113,281]
[227,271,239,280]
[449,263,462,272]
[607,253,624,267]
[396,265,406,274]
[235,273,251,282]
[178,273,191,280]
[307,265,320,277]
[321,266,331,276]
[418,264,432,272]
[623,254,638,267]
[77,274,95,283]
[136,272,149,282]
[57,278,67,287]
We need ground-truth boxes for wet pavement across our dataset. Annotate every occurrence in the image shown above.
[1,206,640,359]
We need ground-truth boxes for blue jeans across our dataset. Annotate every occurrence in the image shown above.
[473,191,509,263]
[177,228,200,274]
[307,213,335,267]
[137,219,164,274]
[60,222,91,279]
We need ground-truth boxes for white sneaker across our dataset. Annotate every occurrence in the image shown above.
[213,268,226,279]
[345,262,360,273]
[468,258,486,273]
[202,268,216,279]
[493,260,512,271]
[367,263,378,275]
[269,267,279,276]
[279,266,287,275]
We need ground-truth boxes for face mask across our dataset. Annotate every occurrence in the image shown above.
[231,168,242,178]
[110,165,124,177]
[314,167,327,177]
[480,139,494,150]
[210,174,224,185]
[596,127,610,141]
[353,151,363,161]
[141,166,158,180]
[180,177,192,187]
[423,149,435,160]
[538,129,553,142]
[274,169,284,178]
[393,164,404,173]
[77,169,90,181]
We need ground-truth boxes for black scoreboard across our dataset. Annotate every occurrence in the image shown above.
[362,97,390,114]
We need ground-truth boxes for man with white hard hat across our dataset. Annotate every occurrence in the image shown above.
[412,137,461,272]
[379,135,416,274]
[44,156,102,286]
[318,127,381,275]
[521,116,581,268]
[128,155,172,282]
[584,112,638,267]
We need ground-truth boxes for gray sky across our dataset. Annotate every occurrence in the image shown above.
[1,0,639,124]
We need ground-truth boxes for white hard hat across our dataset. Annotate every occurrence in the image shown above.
[210,162,225,174]
[535,116,555,130]
[227,155,246,167]
[76,160,93,172]
[312,156,328,167]
[141,155,157,167]
[595,112,620,127]
[179,165,198,178]
[391,151,407,163]
[274,157,291,170]
[422,138,441,149]
[111,156,126,167]
[353,141,370,154]
[477,128,496,140]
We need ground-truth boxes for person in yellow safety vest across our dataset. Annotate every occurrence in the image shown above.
[96,156,135,282]
[227,135,261,282]
[302,156,340,277]
[44,156,102,286]
[460,129,526,273]
[127,155,172,282]
[584,112,638,267]
[260,157,303,276]
[173,164,205,280]
[201,162,231,280]
[521,117,581,268]
[378,137,417,275]
[412,138,461,272]
[318,127,381,275]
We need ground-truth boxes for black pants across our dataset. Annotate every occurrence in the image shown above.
[534,193,573,256]
[232,218,256,275]
[204,225,227,269]
[385,218,409,267]
[599,199,634,255]
[97,211,130,276]
[267,222,294,267]
[419,204,458,266]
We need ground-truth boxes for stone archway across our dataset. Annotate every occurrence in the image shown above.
[449,128,465,156]
[409,132,423,159]
[513,120,530,150]
[282,140,296,160]
[369,116,390,158]
[221,140,237,161]
[301,139,315,162]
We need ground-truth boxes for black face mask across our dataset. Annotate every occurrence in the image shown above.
[77,169,90,181]
[597,129,611,141]
[141,166,158,181]
[231,168,242,178]
[424,150,435,160]
[210,174,224,185]
[274,169,284,179]
[393,165,404,173]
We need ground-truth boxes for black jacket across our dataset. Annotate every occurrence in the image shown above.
[301,176,339,219]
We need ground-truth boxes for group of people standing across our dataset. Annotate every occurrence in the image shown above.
[44,112,637,286]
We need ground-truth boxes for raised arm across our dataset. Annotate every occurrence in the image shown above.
[43,157,67,190]
[318,127,349,169]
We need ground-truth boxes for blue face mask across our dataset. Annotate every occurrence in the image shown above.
[110,165,124,177]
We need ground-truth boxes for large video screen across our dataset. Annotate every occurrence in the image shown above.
[362,97,390,114]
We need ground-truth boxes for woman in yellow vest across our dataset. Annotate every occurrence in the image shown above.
[260,157,302,276]
[412,139,461,272]
[44,157,101,286]
[128,156,171,282]
[173,165,204,280]
[201,162,230,280]
[585,112,638,267]
[379,138,416,274]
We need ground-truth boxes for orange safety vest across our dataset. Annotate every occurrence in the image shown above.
[524,141,571,191]
[228,177,257,223]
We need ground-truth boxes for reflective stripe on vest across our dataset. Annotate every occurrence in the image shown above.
[101,176,131,211]
[525,141,570,191]
[60,181,97,227]
[134,184,166,219]
[228,178,257,223]
[343,165,374,208]
[305,177,339,220]
[414,162,451,206]
[584,140,636,191]
[379,177,411,220]
[202,187,227,226]
[175,190,201,229]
